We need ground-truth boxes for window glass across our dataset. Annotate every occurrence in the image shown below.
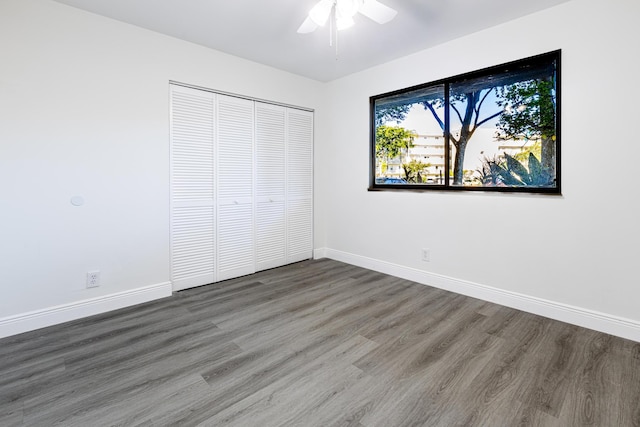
[370,51,560,193]
[373,84,445,185]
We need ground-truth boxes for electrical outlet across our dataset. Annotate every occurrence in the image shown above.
[421,248,431,262]
[87,271,100,288]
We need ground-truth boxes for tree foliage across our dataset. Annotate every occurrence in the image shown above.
[495,78,557,177]
[375,105,411,127]
[375,125,416,160]
[402,160,430,183]
[495,79,556,140]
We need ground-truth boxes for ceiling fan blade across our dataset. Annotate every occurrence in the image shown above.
[358,0,397,24]
[297,16,319,33]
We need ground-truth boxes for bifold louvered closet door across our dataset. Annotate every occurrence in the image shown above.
[170,84,313,291]
[170,85,216,291]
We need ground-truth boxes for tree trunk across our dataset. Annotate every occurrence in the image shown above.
[539,84,556,181]
[541,136,555,180]
[453,138,467,185]
[451,92,477,185]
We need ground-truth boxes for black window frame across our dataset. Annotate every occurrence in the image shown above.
[369,50,561,194]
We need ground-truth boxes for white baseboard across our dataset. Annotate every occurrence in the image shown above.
[317,248,640,343]
[313,247,328,259]
[0,282,172,339]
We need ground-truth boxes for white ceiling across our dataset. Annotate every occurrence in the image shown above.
[51,0,571,82]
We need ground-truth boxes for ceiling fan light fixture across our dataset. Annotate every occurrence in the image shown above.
[301,0,396,32]
[335,0,359,30]
[298,0,397,52]
[336,15,355,31]
[336,0,360,19]
[309,0,333,26]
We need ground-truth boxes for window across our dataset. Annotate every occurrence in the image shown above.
[370,50,560,193]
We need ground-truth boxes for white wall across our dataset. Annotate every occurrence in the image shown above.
[0,0,324,336]
[317,0,640,340]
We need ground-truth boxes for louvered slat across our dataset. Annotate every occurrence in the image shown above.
[287,109,313,262]
[216,95,255,279]
[256,201,286,267]
[256,104,286,198]
[217,95,254,201]
[287,110,314,201]
[287,199,313,262]
[170,85,215,290]
[255,103,287,270]
[217,203,254,280]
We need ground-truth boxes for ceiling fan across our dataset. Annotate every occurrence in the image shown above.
[297,0,397,34]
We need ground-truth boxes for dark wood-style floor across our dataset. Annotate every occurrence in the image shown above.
[1,259,639,426]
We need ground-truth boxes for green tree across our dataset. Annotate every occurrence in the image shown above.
[495,79,556,179]
[402,159,430,183]
[375,125,417,168]
[421,91,502,185]
[375,105,411,127]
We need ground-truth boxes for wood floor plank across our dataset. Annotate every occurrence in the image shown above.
[0,400,23,427]
[556,331,640,426]
[0,357,66,406]
[358,332,503,426]
[198,337,376,427]
[513,321,583,418]
[1,259,639,426]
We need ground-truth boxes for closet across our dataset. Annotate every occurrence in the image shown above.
[169,84,313,291]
